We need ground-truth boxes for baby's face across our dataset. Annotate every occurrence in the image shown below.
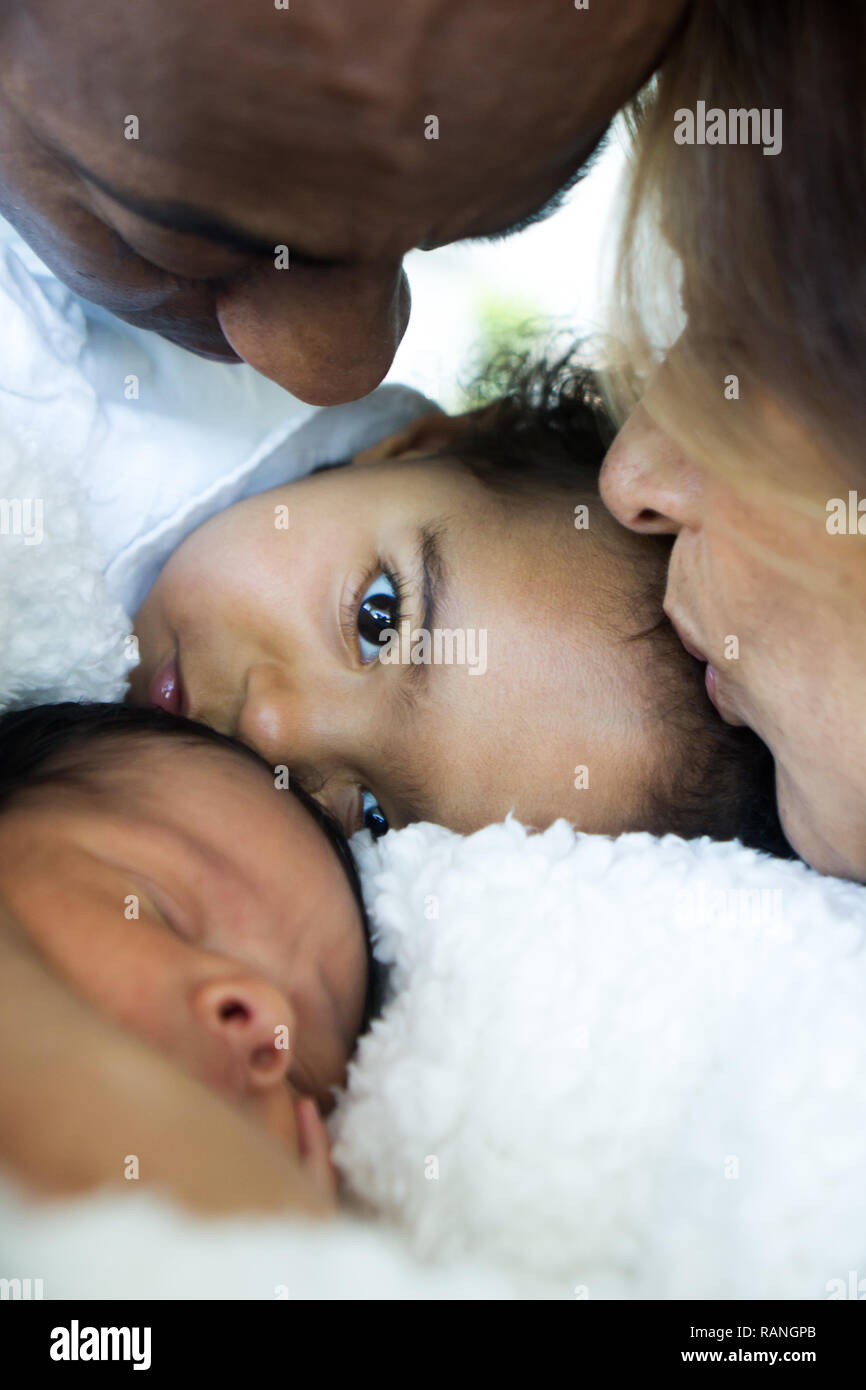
[0,737,368,1139]
[130,429,685,837]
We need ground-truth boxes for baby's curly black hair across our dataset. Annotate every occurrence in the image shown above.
[437,347,794,859]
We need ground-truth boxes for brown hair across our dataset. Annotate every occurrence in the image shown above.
[446,347,793,858]
[608,0,866,489]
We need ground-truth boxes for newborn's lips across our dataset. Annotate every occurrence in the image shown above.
[149,653,187,716]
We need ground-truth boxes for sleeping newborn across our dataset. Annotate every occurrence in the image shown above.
[0,701,378,1160]
[129,355,789,853]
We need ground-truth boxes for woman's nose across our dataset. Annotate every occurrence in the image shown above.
[216,260,410,407]
[190,975,295,1095]
[599,409,695,536]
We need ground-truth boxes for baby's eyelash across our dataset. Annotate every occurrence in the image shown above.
[386,564,412,616]
[340,559,409,660]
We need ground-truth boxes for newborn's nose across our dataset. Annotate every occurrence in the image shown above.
[190,974,294,1095]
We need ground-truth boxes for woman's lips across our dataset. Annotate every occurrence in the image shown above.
[666,613,707,665]
[149,654,186,715]
[667,611,745,725]
[667,613,723,713]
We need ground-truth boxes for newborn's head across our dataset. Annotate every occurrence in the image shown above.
[130,355,788,854]
[0,702,377,1140]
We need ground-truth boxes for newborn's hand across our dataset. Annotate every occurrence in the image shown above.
[294,1095,338,1205]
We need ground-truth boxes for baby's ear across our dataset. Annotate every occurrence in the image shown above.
[352,407,492,468]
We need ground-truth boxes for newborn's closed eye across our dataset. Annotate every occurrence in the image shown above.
[132,874,197,943]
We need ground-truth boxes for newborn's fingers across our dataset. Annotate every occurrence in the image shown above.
[295,1095,338,1202]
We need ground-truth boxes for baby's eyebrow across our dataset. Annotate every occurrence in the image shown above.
[407,521,447,693]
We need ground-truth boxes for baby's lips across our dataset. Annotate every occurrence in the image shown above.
[149,653,186,715]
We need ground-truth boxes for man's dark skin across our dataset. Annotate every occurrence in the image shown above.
[0,0,686,406]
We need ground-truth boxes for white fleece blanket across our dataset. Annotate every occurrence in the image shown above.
[2,310,866,1297]
[335,821,866,1299]
[3,822,866,1299]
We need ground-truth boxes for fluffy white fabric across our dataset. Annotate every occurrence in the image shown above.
[0,1182,512,1300]
[0,430,133,708]
[331,820,866,1300]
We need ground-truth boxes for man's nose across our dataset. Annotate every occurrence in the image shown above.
[216,259,411,406]
[190,973,295,1095]
[599,410,694,536]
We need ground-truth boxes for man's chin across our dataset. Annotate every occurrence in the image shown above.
[108,303,244,363]
[161,333,243,364]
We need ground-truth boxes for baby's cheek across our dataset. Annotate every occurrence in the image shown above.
[161,553,229,625]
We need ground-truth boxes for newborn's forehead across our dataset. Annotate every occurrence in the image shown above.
[99,736,359,937]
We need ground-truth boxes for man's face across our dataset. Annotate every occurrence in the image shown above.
[0,0,683,404]
[0,736,369,1137]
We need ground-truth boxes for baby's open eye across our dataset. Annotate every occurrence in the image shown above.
[361,790,389,838]
[357,571,400,663]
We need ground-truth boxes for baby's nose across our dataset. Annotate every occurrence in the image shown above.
[236,663,354,817]
[190,975,295,1095]
[237,662,296,765]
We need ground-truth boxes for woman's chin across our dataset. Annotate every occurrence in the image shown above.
[777,777,865,883]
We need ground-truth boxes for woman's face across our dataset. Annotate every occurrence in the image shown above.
[600,393,866,880]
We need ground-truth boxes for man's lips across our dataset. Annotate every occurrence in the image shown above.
[148,654,187,716]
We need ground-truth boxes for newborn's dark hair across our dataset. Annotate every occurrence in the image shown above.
[0,700,386,1031]
[440,347,794,859]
